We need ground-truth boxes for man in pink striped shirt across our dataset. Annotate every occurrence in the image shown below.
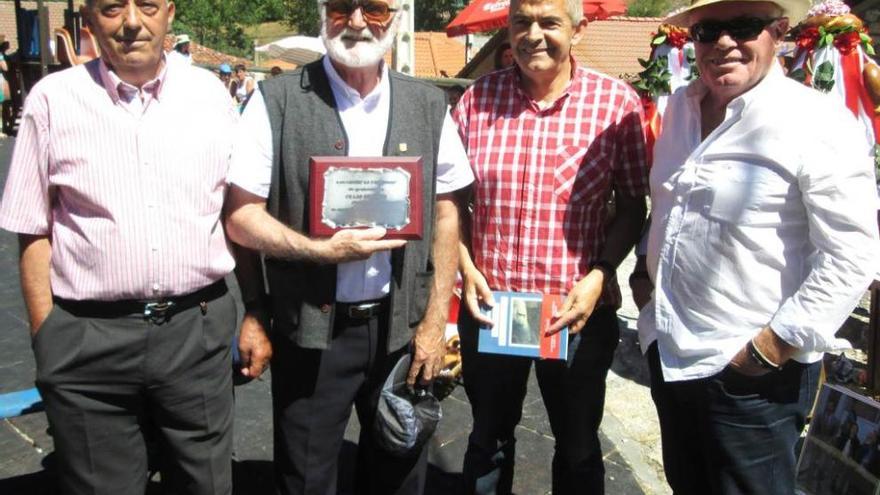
[0,1,268,494]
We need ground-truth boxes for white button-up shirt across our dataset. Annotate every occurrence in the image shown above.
[229,56,474,303]
[639,64,880,382]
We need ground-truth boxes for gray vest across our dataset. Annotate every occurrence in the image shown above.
[260,60,447,352]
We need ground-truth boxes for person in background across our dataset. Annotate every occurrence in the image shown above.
[170,33,192,65]
[270,65,283,78]
[218,62,235,100]
[0,35,10,135]
[493,40,514,70]
[232,63,255,108]
[445,84,464,108]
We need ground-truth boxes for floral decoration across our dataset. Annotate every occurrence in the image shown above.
[650,24,689,49]
[807,0,850,17]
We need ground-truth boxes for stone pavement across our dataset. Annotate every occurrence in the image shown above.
[0,135,670,495]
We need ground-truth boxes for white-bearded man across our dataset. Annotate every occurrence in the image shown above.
[223,1,474,493]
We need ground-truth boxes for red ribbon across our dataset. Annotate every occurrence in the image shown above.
[841,50,863,118]
[834,31,862,56]
[643,99,662,167]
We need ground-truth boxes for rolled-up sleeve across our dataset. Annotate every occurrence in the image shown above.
[0,87,51,234]
[769,114,880,353]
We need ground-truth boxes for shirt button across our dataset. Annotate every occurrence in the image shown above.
[320,304,332,313]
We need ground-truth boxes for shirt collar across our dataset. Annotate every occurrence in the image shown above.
[512,56,580,112]
[685,61,785,115]
[98,54,169,104]
[322,55,389,106]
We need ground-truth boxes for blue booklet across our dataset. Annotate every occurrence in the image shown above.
[478,291,568,361]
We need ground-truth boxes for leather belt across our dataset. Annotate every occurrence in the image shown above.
[336,298,389,320]
[54,280,228,323]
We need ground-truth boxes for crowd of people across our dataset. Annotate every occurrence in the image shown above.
[0,0,878,494]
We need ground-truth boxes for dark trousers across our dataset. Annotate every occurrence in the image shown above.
[271,310,428,495]
[459,306,620,495]
[33,290,237,495]
[647,343,821,495]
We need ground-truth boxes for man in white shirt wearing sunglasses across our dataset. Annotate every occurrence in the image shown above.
[640,0,880,493]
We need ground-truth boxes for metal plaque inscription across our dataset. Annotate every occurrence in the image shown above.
[321,166,412,230]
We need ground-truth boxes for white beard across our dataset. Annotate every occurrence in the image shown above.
[320,11,399,69]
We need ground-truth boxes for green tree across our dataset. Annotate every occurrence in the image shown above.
[283,0,467,36]
[415,0,465,32]
[173,0,290,57]
[173,0,250,56]
[285,0,322,36]
[627,0,688,18]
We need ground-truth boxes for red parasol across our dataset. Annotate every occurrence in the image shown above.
[446,0,628,37]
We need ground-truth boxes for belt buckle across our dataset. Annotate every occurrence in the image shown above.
[348,303,378,319]
[144,301,175,323]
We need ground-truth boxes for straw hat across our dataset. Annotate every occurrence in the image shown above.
[666,0,812,27]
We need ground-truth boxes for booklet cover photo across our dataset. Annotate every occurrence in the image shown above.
[478,292,568,361]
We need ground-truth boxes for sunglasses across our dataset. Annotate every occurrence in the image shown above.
[323,0,398,25]
[690,17,780,43]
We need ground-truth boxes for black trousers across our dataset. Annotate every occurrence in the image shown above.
[33,290,237,495]
[271,310,428,495]
[648,343,821,495]
[459,306,620,495]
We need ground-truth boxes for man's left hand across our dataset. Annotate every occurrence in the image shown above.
[238,312,273,378]
[546,269,605,335]
[728,326,797,377]
[728,345,771,377]
[407,322,445,387]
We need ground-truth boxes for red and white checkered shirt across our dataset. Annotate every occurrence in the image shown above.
[452,63,649,307]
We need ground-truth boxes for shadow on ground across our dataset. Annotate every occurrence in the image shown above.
[611,316,651,388]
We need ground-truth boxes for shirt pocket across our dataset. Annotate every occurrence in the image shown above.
[553,146,607,206]
[705,161,794,227]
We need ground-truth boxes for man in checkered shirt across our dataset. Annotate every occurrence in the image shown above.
[451,0,649,492]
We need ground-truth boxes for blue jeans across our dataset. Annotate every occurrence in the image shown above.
[459,306,619,495]
[648,343,820,495]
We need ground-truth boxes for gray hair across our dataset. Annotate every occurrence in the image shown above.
[565,0,584,24]
[510,0,584,25]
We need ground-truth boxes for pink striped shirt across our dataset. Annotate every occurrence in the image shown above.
[0,57,237,300]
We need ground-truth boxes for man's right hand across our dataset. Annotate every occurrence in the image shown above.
[29,306,54,338]
[313,227,406,264]
[461,265,495,326]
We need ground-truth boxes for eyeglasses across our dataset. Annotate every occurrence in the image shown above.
[323,0,398,25]
[690,17,780,43]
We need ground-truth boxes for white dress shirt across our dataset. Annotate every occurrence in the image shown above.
[639,64,880,382]
[229,56,474,303]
